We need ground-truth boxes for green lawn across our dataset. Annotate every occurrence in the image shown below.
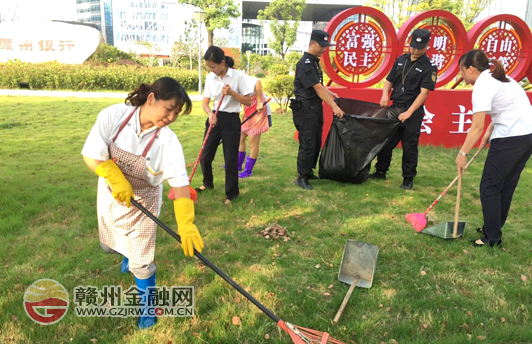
[0,96,531,344]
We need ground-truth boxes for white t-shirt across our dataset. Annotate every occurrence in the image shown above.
[243,75,272,115]
[472,70,532,140]
[204,68,254,113]
[81,103,189,188]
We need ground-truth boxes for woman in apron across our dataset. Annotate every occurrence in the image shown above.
[82,77,204,329]
[457,50,532,247]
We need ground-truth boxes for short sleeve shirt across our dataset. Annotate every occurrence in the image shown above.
[387,53,437,104]
[81,103,189,188]
[294,52,323,100]
[472,70,532,140]
[203,68,254,113]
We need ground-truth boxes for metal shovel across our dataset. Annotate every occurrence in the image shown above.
[333,240,379,324]
[421,173,466,239]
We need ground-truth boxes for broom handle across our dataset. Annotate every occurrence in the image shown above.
[241,97,272,126]
[453,173,462,238]
[189,95,225,183]
[131,198,281,324]
[333,276,360,325]
[423,148,482,216]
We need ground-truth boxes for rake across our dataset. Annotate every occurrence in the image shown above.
[131,198,346,344]
[406,147,483,232]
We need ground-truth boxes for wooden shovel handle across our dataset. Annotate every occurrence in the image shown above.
[453,173,462,238]
[333,276,360,324]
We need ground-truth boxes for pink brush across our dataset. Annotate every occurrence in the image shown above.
[406,148,483,232]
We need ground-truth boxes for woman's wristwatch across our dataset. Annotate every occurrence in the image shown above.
[459,151,468,157]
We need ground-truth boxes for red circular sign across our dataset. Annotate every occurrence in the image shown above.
[468,14,532,81]
[323,6,398,89]
[397,10,469,88]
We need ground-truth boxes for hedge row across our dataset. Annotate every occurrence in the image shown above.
[0,61,200,91]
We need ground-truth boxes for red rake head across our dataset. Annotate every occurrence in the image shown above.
[278,320,346,344]
[406,213,427,232]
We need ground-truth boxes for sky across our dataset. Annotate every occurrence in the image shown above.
[1,0,77,22]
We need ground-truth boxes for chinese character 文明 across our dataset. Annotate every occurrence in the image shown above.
[361,33,377,50]
[486,39,498,53]
[99,285,122,307]
[433,36,448,51]
[59,40,75,51]
[19,40,33,51]
[450,105,473,134]
[345,33,359,49]
[499,37,513,53]
[0,38,13,50]
[73,286,99,306]
[421,106,435,134]
[430,54,446,70]
[38,40,55,52]
[343,52,357,67]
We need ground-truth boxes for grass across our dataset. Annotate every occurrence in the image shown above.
[0,96,531,344]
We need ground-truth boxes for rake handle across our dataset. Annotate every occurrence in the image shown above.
[332,276,359,325]
[241,97,272,126]
[453,173,462,238]
[131,198,281,324]
[423,148,483,216]
[189,95,225,183]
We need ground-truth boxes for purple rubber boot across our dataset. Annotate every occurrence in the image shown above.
[224,151,246,171]
[239,156,257,178]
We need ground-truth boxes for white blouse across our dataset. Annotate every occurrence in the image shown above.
[203,68,254,113]
[472,70,532,140]
[81,103,189,188]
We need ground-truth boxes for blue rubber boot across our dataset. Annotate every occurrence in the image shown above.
[120,257,130,274]
[135,273,157,330]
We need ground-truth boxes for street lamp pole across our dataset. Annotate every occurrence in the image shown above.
[193,10,206,96]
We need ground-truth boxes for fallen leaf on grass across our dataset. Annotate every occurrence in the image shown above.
[463,250,470,255]
[477,336,486,340]
[468,311,473,318]
[422,323,428,329]
[232,316,241,326]
[315,264,321,269]
[328,284,334,289]
[90,339,97,344]
[323,292,331,296]
[521,275,528,282]
[420,271,427,276]
[501,317,506,322]
[264,334,270,340]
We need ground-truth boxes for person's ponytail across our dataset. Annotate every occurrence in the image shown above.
[225,56,235,68]
[125,83,151,107]
[489,58,510,83]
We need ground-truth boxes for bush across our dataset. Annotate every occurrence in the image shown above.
[269,63,289,77]
[0,61,199,91]
[266,74,293,113]
[85,43,140,65]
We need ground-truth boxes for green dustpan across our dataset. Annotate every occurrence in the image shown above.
[422,221,466,239]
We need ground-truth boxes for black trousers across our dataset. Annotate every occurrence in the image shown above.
[293,101,323,178]
[200,111,240,199]
[480,133,532,242]
[375,105,425,178]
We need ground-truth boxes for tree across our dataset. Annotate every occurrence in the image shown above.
[366,0,494,29]
[135,41,159,67]
[182,20,201,70]
[0,4,20,23]
[257,0,306,60]
[170,41,188,68]
[178,0,240,47]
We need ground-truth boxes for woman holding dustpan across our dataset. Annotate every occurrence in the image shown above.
[456,50,532,247]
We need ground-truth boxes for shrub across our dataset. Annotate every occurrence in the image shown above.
[85,43,140,65]
[0,61,199,91]
[266,74,293,113]
[269,63,289,77]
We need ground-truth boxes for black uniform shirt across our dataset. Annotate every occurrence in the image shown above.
[294,52,323,101]
[386,53,437,104]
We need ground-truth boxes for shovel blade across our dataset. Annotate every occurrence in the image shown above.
[338,240,378,288]
[422,221,466,239]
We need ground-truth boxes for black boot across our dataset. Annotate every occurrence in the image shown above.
[294,175,313,190]
[401,177,413,190]
[369,170,386,180]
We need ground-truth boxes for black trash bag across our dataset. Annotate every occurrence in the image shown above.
[319,98,401,184]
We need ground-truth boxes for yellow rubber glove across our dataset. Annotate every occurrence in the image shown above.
[174,197,204,257]
[95,159,134,207]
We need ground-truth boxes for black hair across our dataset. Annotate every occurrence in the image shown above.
[459,49,509,83]
[125,77,192,115]
[203,45,235,68]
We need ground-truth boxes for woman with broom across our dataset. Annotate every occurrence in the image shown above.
[81,77,204,329]
[456,50,532,247]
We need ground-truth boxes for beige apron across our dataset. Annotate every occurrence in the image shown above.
[97,107,161,266]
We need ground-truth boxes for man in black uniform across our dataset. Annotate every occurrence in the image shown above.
[291,29,345,190]
[369,28,437,190]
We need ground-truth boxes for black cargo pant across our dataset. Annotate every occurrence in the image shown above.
[292,100,323,178]
[374,105,424,178]
[200,111,240,199]
[480,133,532,242]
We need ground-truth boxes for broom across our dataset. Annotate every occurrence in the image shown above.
[241,95,272,136]
[132,198,346,344]
[406,147,483,232]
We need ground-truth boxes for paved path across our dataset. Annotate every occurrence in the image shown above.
[0,89,204,101]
